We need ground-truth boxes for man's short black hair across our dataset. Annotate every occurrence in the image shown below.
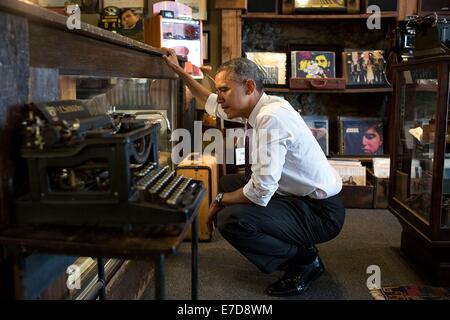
[121,8,137,18]
[217,58,265,92]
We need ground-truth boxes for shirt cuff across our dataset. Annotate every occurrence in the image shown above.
[242,180,275,207]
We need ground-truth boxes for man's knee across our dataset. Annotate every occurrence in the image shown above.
[217,205,256,237]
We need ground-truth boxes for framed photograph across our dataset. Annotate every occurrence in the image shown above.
[291,51,336,79]
[302,115,329,156]
[339,117,384,156]
[245,52,287,86]
[343,49,389,87]
[175,0,208,21]
[202,31,210,64]
[118,8,145,42]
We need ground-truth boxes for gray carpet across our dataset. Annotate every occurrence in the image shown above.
[141,209,427,300]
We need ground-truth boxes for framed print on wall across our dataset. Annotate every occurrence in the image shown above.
[175,0,208,21]
[343,49,389,87]
[245,52,287,87]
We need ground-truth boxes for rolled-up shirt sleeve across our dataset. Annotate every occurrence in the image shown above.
[205,93,246,123]
[243,115,291,206]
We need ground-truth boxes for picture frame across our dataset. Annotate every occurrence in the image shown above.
[338,117,384,156]
[343,49,389,88]
[245,52,287,87]
[291,51,336,79]
[288,44,342,79]
[202,31,210,64]
[175,0,208,21]
[302,115,329,156]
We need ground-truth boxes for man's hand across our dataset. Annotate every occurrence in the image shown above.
[207,202,223,235]
[162,47,182,73]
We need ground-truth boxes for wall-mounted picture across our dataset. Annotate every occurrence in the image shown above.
[339,117,384,155]
[343,49,388,87]
[302,115,329,155]
[245,52,287,86]
[291,51,336,79]
[119,7,144,42]
[175,0,208,21]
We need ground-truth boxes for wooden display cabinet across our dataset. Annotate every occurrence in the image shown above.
[389,55,450,286]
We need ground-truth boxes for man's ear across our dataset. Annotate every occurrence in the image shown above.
[245,79,257,95]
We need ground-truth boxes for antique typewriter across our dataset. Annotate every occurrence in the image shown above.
[14,100,205,230]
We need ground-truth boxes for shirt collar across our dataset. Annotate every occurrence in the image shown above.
[247,93,269,128]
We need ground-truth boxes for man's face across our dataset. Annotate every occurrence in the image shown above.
[122,10,139,29]
[214,70,249,119]
[315,55,330,69]
[362,128,382,154]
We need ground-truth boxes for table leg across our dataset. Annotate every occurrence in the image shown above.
[97,257,106,300]
[155,253,165,300]
[191,214,198,300]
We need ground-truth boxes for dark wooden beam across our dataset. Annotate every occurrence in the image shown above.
[29,24,176,79]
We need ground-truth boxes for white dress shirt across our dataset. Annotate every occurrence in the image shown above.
[205,92,342,206]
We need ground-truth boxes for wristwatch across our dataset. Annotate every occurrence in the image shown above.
[215,192,224,206]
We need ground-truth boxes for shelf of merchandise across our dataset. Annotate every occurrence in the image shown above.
[241,13,399,21]
[265,87,393,94]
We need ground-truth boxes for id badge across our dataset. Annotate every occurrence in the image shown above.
[235,147,245,166]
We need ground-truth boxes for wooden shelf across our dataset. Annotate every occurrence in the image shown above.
[265,87,393,94]
[242,13,399,21]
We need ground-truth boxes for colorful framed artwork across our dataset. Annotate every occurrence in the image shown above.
[343,49,389,87]
[339,117,384,155]
[291,51,336,79]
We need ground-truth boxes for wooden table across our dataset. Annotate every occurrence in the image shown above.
[0,214,199,300]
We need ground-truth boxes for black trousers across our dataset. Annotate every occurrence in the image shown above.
[217,174,346,274]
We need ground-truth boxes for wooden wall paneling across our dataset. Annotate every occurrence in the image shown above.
[221,9,242,63]
[59,75,77,100]
[0,12,30,225]
[398,0,418,21]
[29,68,60,103]
[215,0,247,9]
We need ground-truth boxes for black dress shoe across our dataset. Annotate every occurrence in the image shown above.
[266,256,325,297]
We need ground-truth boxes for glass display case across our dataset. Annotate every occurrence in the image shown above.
[389,55,450,286]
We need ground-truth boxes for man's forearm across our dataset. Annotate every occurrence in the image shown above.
[221,188,253,206]
[173,65,211,106]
